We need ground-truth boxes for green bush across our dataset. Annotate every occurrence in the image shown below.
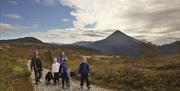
[0,59,32,91]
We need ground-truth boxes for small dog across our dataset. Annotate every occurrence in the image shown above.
[45,71,53,85]
[70,71,76,78]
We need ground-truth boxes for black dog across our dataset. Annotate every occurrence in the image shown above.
[45,71,53,85]
[70,71,76,78]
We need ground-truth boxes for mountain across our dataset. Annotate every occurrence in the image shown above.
[0,37,104,55]
[0,37,42,43]
[159,41,180,55]
[73,41,93,46]
[86,30,144,55]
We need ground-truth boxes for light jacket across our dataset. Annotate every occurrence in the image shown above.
[52,62,60,73]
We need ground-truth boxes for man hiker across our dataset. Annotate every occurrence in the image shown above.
[57,51,67,64]
[79,56,91,89]
[52,58,60,85]
[30,50,43,85]
[59,58,70,89]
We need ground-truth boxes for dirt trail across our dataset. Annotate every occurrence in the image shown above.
[27,60,116,91]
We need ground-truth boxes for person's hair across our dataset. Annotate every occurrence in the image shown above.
[34,50,38,55]
[81,56,87,63]
[59,50,65,55]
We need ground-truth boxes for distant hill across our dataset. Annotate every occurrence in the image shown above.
[0,37,42,43]
[159,41,180,55]
[0,37,104,56]
[0,33,179,56]
[86,30,144,55]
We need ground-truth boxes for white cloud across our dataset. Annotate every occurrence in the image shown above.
[26,28,107,43]
[34,0,59,6]
[58,0,180,45]
[4,13,22,19]
[0,23,40,38]
[3,0,179,45]
[0,23,15,30]
[62,18,70,22]
[0,23,39,31]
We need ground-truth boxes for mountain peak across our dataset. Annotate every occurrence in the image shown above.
[106,30,128,40]
[87,30,144,55]
[112,30,124,34]
[114,30,123,33]
[91,29,142,48]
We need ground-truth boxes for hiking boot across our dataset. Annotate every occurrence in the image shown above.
[35,82,38,85]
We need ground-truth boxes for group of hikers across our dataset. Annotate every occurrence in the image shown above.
[30,50,91,89]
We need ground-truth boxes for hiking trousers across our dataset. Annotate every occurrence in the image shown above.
[53,72,60,84]
[34,70,42,83]
[80,74,90,87]
[61,72,69,88]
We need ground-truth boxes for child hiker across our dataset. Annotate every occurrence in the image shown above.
[52,58,60,85]
[59,58,70,89]
[79,56,91,89]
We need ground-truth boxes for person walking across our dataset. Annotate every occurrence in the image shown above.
[52,58,60,85]
[79,56,91,89]
[30,50,43,85]
[59,58,69,89]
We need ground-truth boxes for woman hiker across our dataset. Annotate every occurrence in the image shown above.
[57,51,68,64]
[30,50,43,85]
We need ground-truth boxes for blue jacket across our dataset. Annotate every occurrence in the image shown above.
[79,63,89,75]
[57,55,66,64]
[59,63,68,73]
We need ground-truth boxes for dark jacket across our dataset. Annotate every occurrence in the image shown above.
[59,63,68,74]
[79,63,89,75]
[31,56,43,71]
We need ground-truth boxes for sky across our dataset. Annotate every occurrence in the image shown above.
[0,0,180,45]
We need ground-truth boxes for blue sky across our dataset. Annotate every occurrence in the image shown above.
[0,0,179,45]
[0,0,74,33]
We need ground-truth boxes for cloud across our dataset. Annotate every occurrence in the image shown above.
[4,13,22,19]
[26,28,107,43]
[2,0,179,45]
[83,33,103,37]
[0,23,15,30]
[0,23,40,39]
[62,18,70,22]
[34,0,59,6]
[58,0,180,45]
[8,0,18,5]
[0,23,39,31]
